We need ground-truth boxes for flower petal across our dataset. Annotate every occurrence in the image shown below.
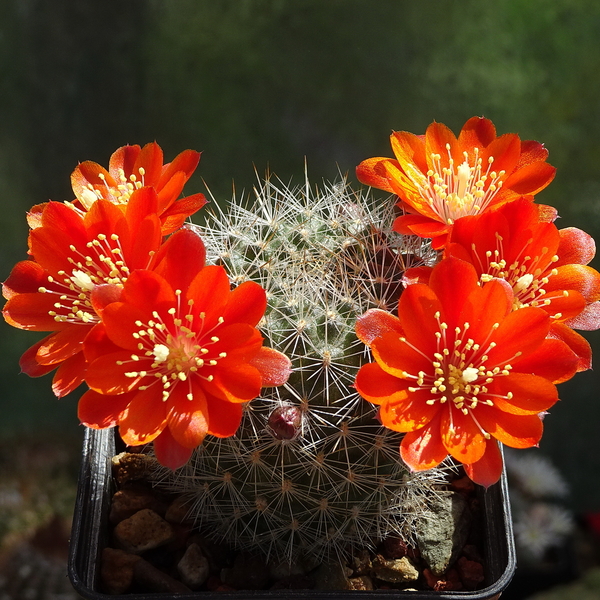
[208,363,263,403]
[158,149,201,189]
[396,281,441,356]
[486,306,550,366]
[489,373,559,415]
[167,382,209,449]
[120,270,177,316]
[153,229,206,293]
[428,257,479,329]
[512,338,579,383]
[355,308,404,346]
[3,292,68,331]
[354,361,410,405]
[464,439,504,488]
[555,227,596,267]
[186,266,230,327]
[564,301,600,331]
[378,388,441,432]
[221,281,267,327]
[51,351,86,397]
[3,260,47,298]
[19,336,58,377]
[119,385,167,446]
[371,332,431,379]
[249,347,291,387]
[400,412,448,471]
[476,405,543,448]
[85,351,147,394]
[36,323,89,365]
[547,265,600,303]
[458,117,496,149]
[206,395,244,438]
[153,427,193,470]
[548,322,592,372]
[135,142,164,186]
[78,389,134,429]
[356,157,397,192]
[441,409,486,465]
[109,144,141,180]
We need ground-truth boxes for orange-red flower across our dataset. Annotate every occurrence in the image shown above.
[2,191,164,396]
[29,142,207,235]
[354,257,578,487]
[79,229,291,470]
[405,198,600,375]
[356,117,556,249]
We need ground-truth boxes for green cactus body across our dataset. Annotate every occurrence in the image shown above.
[152,172,447,562]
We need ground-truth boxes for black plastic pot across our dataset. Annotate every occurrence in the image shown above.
[68,427,516,599]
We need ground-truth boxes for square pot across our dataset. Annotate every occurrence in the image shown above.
[68,427,516,599]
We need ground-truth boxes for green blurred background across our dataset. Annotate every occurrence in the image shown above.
[1,0,600,515]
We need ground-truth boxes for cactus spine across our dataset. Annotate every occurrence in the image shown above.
[152,171,447,562]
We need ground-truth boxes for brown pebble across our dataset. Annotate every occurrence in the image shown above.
[177,543,210,589]
[109,485,168,524]
[372,555,419,583]
[165,495,195,524]
[112,452,156,485]
[457,556,484,590]
[113,508,175,554]
[382,535,408,559]
[348,575,374,590]
[133,558,192,593]
[423,567,463,591]
[100,547,141,594]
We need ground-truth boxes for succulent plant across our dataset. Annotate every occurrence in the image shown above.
[152,170,448,562]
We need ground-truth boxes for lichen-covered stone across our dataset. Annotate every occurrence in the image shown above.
[416,492,471,576]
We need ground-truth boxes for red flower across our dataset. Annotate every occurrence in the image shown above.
[356,117,556,249]
[29,142,207,235]
[405,198,600,374]
[79,230,291,470]
[354,257,578,487]
[2,191,163,396]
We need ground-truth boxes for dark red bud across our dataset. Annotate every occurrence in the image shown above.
[267,405,302,440]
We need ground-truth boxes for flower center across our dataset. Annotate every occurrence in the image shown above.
[117,297,229,402]
[37,232,134,325]
[401,313,521,438]
[78,167,146,210]
[408,144,505,224]
[476,236,563,317]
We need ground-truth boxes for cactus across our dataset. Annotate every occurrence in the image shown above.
[151,170,448,562]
